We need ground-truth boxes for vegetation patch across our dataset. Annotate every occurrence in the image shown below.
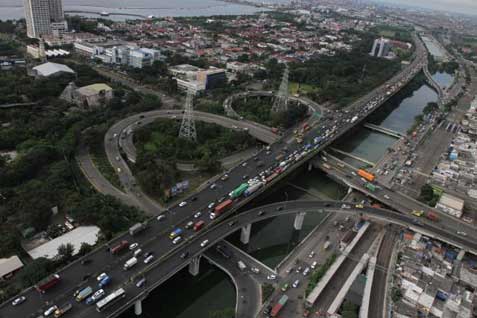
[305,253,337,296]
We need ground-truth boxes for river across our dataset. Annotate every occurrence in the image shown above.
[0,0,265,20]
[119,74,442,318]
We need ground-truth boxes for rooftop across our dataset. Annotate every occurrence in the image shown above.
[77,83,112,97]
[32,62,75,77]
[0,255,24,278]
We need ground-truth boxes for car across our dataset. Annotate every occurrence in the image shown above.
[96,273,108,281]
[134,249,142,257]
[242,162,247,167]
[263,305,272,315]
[303,267,310,276]
[384,194,390,200]
[228,221,236,227]
[81,259,92,265]
[295,266,302,273]
[311,261,318,269]
[194,211,202,218]
[242,175,248,180]
[129,243,139,250]
[191,196,198,201]
[355,204,364,209]
[136,278,147,288]
[457,231,467,236]
[11,296,26,306]
[157,215,166,221]
[292,279,300,288]
[210,184,217,190]
[180,252,189,259]
[258,210,265,216]
[276,206,283,211]
[185,221,194,229]
[286,267,293,274]
[308,251,315,258]
[266,274,276,280]
[208,202,215,209]
[44,305,58,316]
[179,201,187,207]
[200,239,209,247]
[251,267,260,273]
[281,283,289,292]
[172,236,182,244]
[144,255,154,264]
[91,289,105,300]
[220,174,229,181]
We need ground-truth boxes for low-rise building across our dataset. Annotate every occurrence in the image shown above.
[60,82,113,109]
[435,192,464,218]
[31,62,76,78]
[0,255,24,280]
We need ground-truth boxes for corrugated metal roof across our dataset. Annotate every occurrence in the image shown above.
[0,255,24,277]
[32,62,75,77]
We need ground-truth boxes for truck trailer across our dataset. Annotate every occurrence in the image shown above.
[36,274,61,293]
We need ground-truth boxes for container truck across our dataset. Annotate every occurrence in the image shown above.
[214,199,233,215]
[76,286,93,302]
[230,183,249,198]
[271,295,288,317]
[244,182,263,197]
[110,240,129,255]
[123,257,138,270]
[36,274,61,293]
[129,222,147,236]
[357,169,375,182]
[54,303,72,317]
[426,212,439,222]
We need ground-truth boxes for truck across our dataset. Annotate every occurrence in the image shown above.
[98,276,111,288]
[169,228,183,239]
[36,274,61,293]
[129,222,147,236]
[426,212,439,222]
[365,182,376,192]
[214,199,233,215]
[110,240,129,255]
[76,286,93,302]
[193,220,205,232]
[357,169,375,182]
[237,261,247,271]
[244,182,263,197]
[54,303,72,317]
[230,183,249,198]
[123,257,138,270]
[271,295,288,317]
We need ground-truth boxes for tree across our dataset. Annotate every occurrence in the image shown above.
[208,308,235,318]
[57,243,75,262]
[77,243,93,257]
[16,258,54,287]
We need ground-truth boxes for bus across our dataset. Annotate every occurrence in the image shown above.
[96,288,126,312]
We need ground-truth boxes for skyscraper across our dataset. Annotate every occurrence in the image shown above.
[24,0,66,38]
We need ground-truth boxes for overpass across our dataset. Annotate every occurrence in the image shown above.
[363,123,404,138]
[2,200,476,318]
[1,33,430,317]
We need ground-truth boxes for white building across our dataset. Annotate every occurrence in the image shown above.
[24,0,67,38]
[435,193,464,218]
[32,62,75,77]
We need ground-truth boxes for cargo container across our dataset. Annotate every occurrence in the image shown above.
[244,182,263,197]
[76,286,93,302]
[110,241,129,255]
[54,303,72,317]
[426,212,439,222]
[357,169,375,182]
[214,199,233,215]
[271,295,288,317]
[193,220,205,232]
[230,183,249,198]
[129,223,147,236]
[123,257,138,270]
[36,274,61,293]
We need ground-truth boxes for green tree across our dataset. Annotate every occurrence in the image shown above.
[208,308,235,318]
[16,258,54,287]
[57,243,75,262]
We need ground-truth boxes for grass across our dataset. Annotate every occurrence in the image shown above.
[289,82,318,95]
[89,142,123,190]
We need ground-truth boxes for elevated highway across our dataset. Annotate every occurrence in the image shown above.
[1,33,430,318]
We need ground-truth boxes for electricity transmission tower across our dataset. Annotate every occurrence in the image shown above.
[178,90,197,142]
[271,64,289,113]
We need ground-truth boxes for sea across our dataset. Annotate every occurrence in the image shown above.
[0,0,280,21]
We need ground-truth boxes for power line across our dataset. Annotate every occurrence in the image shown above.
[272,64,289,113]
[178,90,197,142]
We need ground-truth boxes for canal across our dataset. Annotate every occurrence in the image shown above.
[121,72,443,318]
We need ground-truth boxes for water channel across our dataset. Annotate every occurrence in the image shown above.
[120,71,447,318]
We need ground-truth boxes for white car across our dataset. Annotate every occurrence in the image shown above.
[129,243,139,250]
[11,296,26,306]
[308,251,315,258]
[311,261,318,269]
[303,267,310,276]
[267,274,277,280]
[44,305,58,316]
[157,215,166,221]
[144,255,154,264]
[91,289,105,301]
[96,272,108,281]
[457,231,467,236]
[292,279,300,288]
[207,202,215,209]
[179,201,187,207]
[194,211,202,218]
[200,239,209,247]
[133,249,142,257]
[172,236,182,244]
[383,194,390,200]
[210,184,217,190]
[251,267,260,274]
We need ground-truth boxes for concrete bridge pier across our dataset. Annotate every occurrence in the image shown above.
[294,212,306,230]
[134,299,143,316]
[308,162,313,171]
[189,255,201,276]
[240,224,252,244]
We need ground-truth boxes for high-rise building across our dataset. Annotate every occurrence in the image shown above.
[24,0,66,38]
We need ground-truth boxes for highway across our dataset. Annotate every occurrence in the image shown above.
[1,32,429,318]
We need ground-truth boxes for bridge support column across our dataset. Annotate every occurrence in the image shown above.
[134,299,142,316]
[240,224,252,245]
[294,212,306,230]
[189,255,201,276]
[308,162,313,171]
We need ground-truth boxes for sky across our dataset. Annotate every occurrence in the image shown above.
[374,0,477,16]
